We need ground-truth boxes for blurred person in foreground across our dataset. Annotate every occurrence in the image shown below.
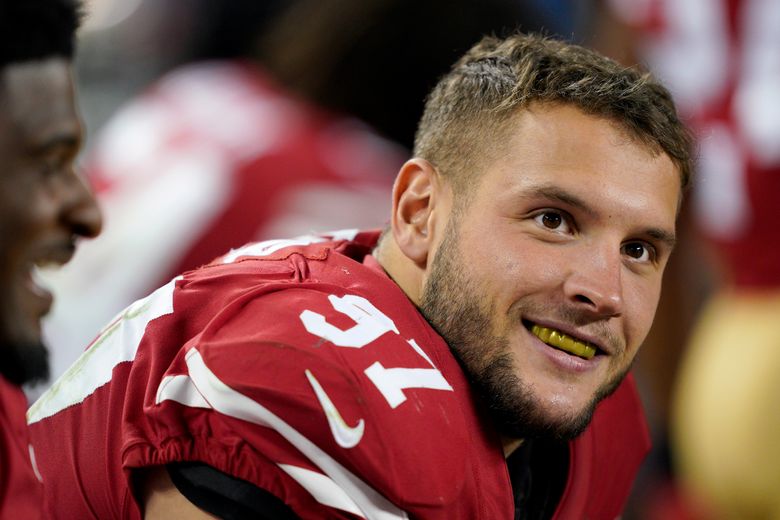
[28,33,691,519]
[38,0,542,388]
[0,0,102,516]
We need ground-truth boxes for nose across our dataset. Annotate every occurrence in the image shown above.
[563,246,624,318]
[60,169,102,239]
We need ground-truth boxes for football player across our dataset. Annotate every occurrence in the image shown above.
[28,33,690,519]
[0,0,102,516]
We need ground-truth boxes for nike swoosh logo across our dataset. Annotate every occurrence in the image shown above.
[305,369,365,449]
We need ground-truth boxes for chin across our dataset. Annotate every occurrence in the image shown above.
[461,352,589,441]
[0,326,50,386]
[534,380,605,417]
[495,391,598,441]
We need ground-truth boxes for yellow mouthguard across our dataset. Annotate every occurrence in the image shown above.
[530,324,597,360]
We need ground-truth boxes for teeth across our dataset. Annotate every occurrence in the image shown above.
[530,324,597,359]
[30,266,48,283]
[26,266,51,297]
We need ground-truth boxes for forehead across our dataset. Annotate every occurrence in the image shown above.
[474,104,681,226]
[0,58,79,149]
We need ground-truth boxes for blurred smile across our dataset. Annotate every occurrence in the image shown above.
[18,239,78,319]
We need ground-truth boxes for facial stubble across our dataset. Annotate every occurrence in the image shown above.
[418,215,629,441]
[0,282,50,386]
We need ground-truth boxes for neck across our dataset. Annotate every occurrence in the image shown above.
[502,437,525,458]
[373,235,424,306]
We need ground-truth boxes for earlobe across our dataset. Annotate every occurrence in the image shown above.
[391,158,441,267]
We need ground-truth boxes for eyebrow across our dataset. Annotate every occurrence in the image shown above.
[527,184,597,217]
[645,227,677,250]
[527,184,677,249]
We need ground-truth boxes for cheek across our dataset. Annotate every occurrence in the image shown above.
[485,245,562,299]
[1,186,35,227]
[624,281,663,346]
[13,192,51,236]
[504,239,571,279]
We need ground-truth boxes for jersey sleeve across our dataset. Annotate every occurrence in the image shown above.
[124,285,475,519]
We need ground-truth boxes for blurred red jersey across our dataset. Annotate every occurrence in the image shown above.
[1,376,42,519]
[611,0,780,288]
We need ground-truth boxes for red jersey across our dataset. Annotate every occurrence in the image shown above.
[28,231,649,519]
[0,376,42,519]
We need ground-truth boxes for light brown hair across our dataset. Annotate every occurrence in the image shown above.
[414,33,693,192]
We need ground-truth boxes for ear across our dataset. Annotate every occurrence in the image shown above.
[390,158,447,267]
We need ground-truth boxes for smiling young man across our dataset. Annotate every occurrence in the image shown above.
[0,0,102,516]
[28,33,690,519]
[397,97,682,439]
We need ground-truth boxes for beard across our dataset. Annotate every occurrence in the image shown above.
[0,291,50,386]
[0,337,49,386]
[419,215,629,441]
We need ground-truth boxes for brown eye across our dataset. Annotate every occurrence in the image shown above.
[533,210,573,234]
[625,243,644,258]
[541,212,562,229]
[622,242,653,262]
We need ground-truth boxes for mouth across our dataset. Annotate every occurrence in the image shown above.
[20,244,76,312]
[523,320,599,360]
[33,240,77,268]
[15,265,54,323]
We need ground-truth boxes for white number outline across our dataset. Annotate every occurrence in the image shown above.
[300,294,453,409]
